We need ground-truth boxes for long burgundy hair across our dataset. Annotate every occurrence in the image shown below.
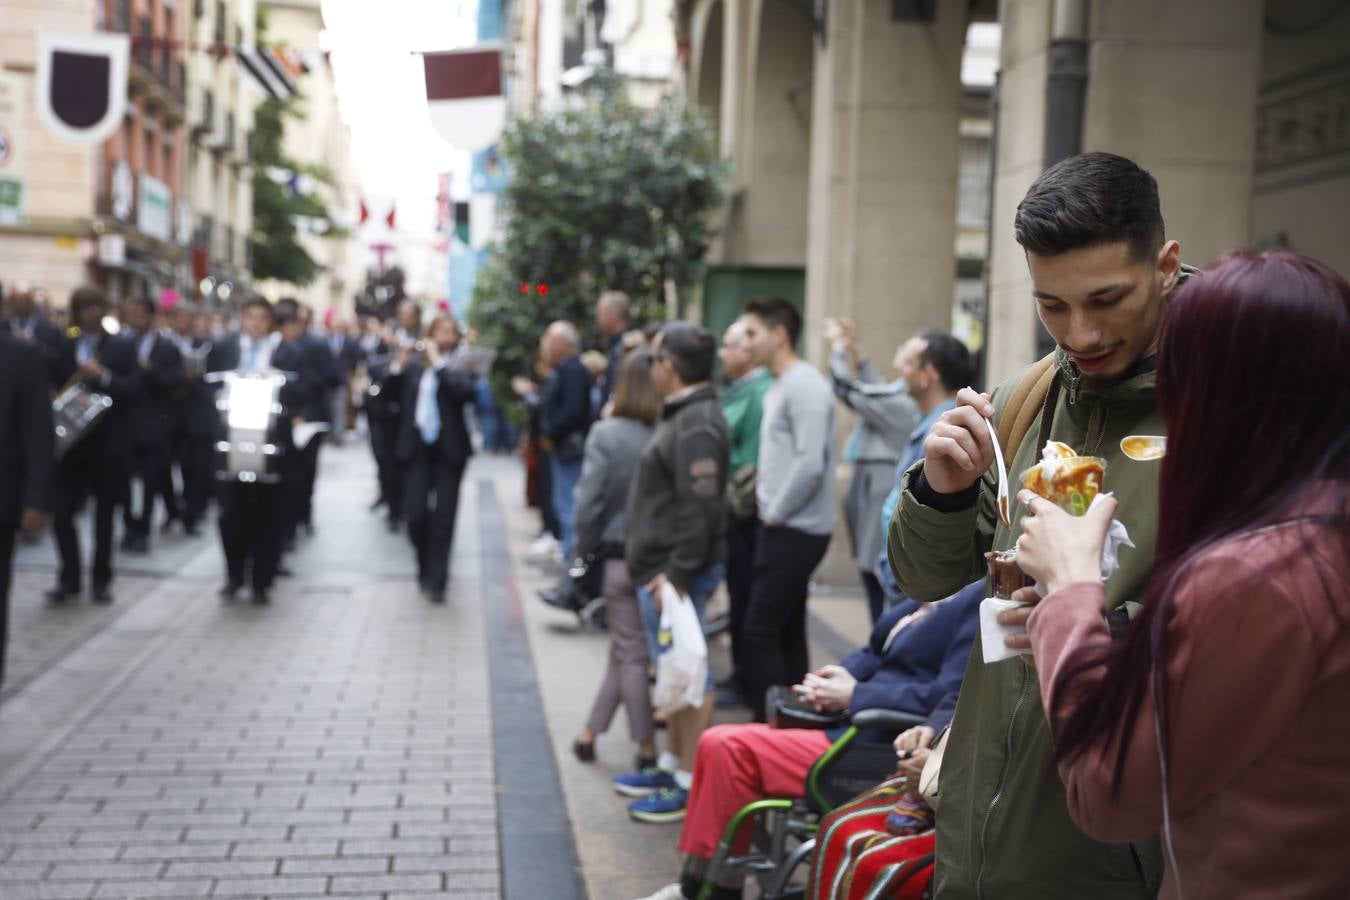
[1049,250,1350,785]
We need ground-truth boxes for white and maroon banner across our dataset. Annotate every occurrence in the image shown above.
[422,45,504,152]
[36,30,129,145]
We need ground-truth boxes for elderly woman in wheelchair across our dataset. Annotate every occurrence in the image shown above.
[636,581,982,900]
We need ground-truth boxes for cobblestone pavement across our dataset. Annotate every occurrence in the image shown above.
[0,445,508,900]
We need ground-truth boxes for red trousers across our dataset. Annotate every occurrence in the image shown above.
[678,724,833,859]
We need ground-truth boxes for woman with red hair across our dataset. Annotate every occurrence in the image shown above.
[1015,250,1350,899]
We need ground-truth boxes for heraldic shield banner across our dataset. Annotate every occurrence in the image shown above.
[36,31,129,145]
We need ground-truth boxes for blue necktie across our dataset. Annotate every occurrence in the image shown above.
[416,368,441,444]
[243,340,258,373]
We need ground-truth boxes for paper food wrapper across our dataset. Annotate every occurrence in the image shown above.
[979,493,1135,664]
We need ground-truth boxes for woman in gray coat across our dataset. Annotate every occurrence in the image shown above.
[571,349,664,770]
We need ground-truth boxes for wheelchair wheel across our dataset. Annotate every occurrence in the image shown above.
[579,597,607,632]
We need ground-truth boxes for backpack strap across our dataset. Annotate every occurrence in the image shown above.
[996,352,1058,466]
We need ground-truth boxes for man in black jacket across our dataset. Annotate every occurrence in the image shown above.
[207,297,315,603]
[164,303,215,535]
[48,287,143,605]
[119,296,184,553]
[0,332,54,686]
[539,320,592,565]
[615,322,731,824]
[4,281,74,393]
[390,315,476,602]
[277,300,341,539]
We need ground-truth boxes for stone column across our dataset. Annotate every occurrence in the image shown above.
[803,0,966,370]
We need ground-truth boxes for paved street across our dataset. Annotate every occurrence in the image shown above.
[0,445,872,900]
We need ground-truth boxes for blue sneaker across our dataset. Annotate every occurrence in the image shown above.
[628,787,689,823]
[612,766,678,798]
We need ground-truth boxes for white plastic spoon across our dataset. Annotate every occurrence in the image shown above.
[985,416,1011,528]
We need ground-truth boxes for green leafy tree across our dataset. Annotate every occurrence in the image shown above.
[470,69,728,415]
[249,95,342,286]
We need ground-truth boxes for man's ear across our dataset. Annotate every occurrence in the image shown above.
[1157,240,1182,294]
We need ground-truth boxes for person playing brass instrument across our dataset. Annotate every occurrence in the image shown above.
[388,314,476,602]
[48,287,144,606]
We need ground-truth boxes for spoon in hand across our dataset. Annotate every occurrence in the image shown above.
[984,416,1011,528]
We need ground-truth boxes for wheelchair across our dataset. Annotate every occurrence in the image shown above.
[686,706,934,900]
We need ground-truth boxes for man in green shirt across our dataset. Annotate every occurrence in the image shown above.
[717,318,772,706]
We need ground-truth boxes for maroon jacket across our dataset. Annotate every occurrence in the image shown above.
[1029,508,1350,900]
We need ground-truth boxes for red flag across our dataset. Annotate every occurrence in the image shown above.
[386,206,396,229]
[359,200,369,225]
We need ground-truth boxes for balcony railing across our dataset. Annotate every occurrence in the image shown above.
[108,0,131,33]
[135,15,152,69]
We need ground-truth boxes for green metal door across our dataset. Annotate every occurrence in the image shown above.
[701,265,806,354]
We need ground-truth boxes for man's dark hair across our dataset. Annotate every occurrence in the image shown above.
[274,297,299,325]
[126,295,156,316]
[743,296,801,346]
[69,286,108,320]
[240,296,275,319]
[658,322,716,385]
[917,330,972,392]
[1014,151,1164,261]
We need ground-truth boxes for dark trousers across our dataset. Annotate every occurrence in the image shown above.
[170,427,212,527]
[52,453,126,593]
[218,481,283,593]
[724,518,760,692]
[368,416,402,521]
[0,527,13,686]
[402,440,465,594]
[536,447,560,539]
[742,524,832,722]
[296,439,322,528]
[124,441,171,540]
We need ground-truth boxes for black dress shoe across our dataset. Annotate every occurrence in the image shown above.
[91,588,113,605]
[572,739,596,763]
[219,582,242,601]
[184,522,202,537]
[45,587,78,604]
[538,587,579,612]
[250,590,270,605]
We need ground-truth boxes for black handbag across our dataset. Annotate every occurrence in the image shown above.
[766,684,849,731]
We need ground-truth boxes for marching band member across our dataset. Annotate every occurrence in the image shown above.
[164,302,215,536]
[207,296,312,604]
[366,305,419,531]
[119,296,184,554]
[0,329,54,686]
[48,287,143,605]
[3,281,73,393]
[389,314,475,602]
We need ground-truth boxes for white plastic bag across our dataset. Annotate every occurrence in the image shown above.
[652,582,708,716]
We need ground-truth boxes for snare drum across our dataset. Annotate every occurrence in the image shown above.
[52,382,114,460]
[211,372,287,483]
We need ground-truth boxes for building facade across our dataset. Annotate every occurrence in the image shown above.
[254,0,360,315]
[0,0,190,308]
[183,0,265,307]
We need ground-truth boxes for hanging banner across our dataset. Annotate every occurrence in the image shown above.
[0,72,27,225]
[36,30,130,145]
[423,46,505,152]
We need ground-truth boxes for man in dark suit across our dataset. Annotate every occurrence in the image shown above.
[291,302,341,536]
[365,307,417,531]
[390,315,476,602]
[48,287,143,605]
[207,296,314,603]
[0,332,54,686]
[164,303,215,535]
[272,300,328,545]
[539,321,593,565]
[119,296,185,553]
[3,280,75,393]
[326,317,365,444]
